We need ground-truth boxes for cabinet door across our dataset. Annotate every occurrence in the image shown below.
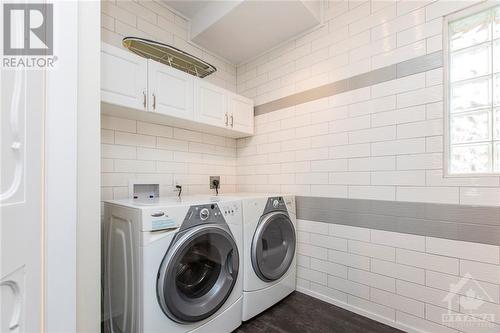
[101,43,148,111]
[195,80,227,128]
[228,94,254,134]
[149,61,193,119]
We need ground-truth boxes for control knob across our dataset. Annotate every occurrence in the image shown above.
[200,208,210,221]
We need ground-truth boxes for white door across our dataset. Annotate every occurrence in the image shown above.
[228,94,254,134]
[195,80,227,128]
[2,2,79,332]
[101,43,148,111]
[1,56,44,333]
[149,61,193,119]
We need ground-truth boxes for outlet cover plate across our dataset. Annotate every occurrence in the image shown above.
[210,176,220,189]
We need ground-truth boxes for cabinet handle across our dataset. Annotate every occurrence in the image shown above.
[225,113,228,126]
[143,91,147,109]
[152,93,156,110]
[230,114,234,128]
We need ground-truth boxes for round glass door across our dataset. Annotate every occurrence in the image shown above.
[157,225,239,323]
[251,212,296,282]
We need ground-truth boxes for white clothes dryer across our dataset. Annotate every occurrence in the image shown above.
[221,194,297,321]
[102,196,243,333]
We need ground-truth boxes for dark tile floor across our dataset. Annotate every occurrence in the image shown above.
[234,292,405,333]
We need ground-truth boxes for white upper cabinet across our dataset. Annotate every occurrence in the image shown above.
[101,43,148,111]
[228,93,254,134]
[148,60,194,120]
[100,43,254,138]
[195,80,227,127]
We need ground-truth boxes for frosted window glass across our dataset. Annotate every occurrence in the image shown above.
[495,39,500,73]
[494,7,500,39]
[450,144,491,173]
[494,109,500,139]
[495,74,500,106]
[495,142,500,172]
[450,11,491,51]
[448,5,500,174]
[450,44,491,82]
[451,110,490,144]
[450,77,491,112]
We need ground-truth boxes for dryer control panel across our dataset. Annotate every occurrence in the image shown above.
[263,196,288,214]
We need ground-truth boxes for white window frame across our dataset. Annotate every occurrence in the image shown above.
[444,2,500,177]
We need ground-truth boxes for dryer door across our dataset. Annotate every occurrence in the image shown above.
[251,212,296,282]
[157,225,239,323]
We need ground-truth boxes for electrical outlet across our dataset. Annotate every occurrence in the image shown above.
[210,176,220,189]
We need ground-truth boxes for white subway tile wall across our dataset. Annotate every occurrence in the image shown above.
[235,1,500,206]
[101,0,237,92]
[297,219,500,333]
[236,72,500,204]
[101,115,237,200]
[237,0,478,105]
[100,0,240,200]
[234,3,500,330]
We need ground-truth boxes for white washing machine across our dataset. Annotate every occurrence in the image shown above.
[102,196,243,333]
[222,194,297,321]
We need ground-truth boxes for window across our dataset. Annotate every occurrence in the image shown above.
[446,4,500,175]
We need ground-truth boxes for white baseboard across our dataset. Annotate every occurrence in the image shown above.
[296,286,424,333]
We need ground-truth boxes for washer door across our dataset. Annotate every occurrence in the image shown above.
[251,212,296,282]
[157,225,239,323]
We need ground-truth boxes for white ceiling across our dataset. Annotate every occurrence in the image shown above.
[164,0,322,65]
[165,1,210,18]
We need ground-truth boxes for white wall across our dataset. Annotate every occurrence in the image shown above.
[236,71,500,206]
[237,0,476,105]
[101,0,237,92]
[297,219,500,333]
[45,1,78,330]
[235,0,500,206]
[235,1,500,332]
[77,1,101,332]
[100,1,239,200]
[101,116,237,199]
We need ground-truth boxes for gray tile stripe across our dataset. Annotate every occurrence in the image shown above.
[396,51,443,78]
[254,51,443,116]
[296,196,500,246]
[254,79,350,116]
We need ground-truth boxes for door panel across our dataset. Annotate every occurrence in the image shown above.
[195,81,227,127]
[101,44,148,111]
[0,267,25,333]
[149,61,193,119]
[228,94,253,134]
[1,60,44,332]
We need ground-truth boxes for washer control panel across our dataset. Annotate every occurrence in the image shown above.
[220,202,239,217]
[143,207,186,231]
[179,203,226,231]
[151,211,165,217]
